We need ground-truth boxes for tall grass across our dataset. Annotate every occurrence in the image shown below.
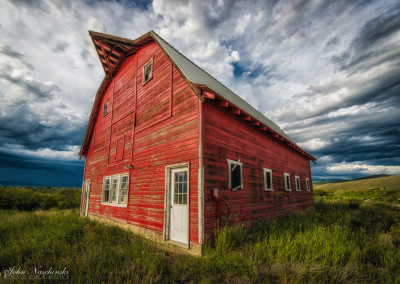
[1,199,399,283]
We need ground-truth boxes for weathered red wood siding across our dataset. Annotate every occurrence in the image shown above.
[202,100,314,238]
[84,41,200,245]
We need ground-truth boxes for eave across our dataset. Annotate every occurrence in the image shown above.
[198,87,317,163]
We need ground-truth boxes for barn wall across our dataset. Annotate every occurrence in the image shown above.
[202,100,314,239]
[84,41,200,246]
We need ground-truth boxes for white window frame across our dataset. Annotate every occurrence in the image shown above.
[263,168,273,191]
[142,59,153,85]
[306,178,311,191]
[227,159,243,191]
[101,173,129,207]
[284,173,291,191]
[295,176,301,191]
[110,176,119,204]
[119,175,129,205]
[102,176,111,203]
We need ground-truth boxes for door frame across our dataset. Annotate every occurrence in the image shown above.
[164,162,190,248]
[82,179,91,217]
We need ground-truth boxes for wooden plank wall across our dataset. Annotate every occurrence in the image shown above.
[84,41,200,245]
[202,101,314,239]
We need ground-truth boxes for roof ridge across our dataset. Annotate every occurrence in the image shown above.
[151,31,230,91]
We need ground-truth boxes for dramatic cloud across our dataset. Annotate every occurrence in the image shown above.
[0,0,399,185]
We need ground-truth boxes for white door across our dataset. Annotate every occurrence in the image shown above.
[169,168,189,244]
[83,180,91,217]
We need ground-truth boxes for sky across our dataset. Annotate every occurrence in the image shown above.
[0,0,399,186]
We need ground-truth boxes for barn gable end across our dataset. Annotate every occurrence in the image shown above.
[81,33,201,253]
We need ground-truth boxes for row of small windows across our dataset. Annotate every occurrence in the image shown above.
[100,160,310,207]
[228,159,311,192]
[102,59,153,117]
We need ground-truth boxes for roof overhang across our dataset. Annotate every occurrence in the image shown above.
[197,87,317,162]
[89,30,154,76]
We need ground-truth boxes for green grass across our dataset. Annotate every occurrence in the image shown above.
[1,200,400,283]
[314,175,400,191]
[1,179,400,283]
[313,175,400,204]
[0,186,81,211]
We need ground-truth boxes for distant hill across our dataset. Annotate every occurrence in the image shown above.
[350,174,391,181]
[313,175,400,191]
[313,174,393,185]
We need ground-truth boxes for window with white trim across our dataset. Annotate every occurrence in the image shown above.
[284,173,291,191]
[111,176,119,203]
[143,59,152,84]
[102,174,129,206]
[263,168,273,191]
[295,176,301,191]
[306,178,311,191]
[119,175,129,204]
[227,159,243,191]
[102,177,110,202]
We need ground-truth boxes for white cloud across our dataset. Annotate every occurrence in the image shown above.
[298,138,331,151]
[0,145,80,160]
[327,163,400,176]
[0,0,399,180]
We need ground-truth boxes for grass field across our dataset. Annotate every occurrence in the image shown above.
[1,178,400,283]
[313,175,400,204]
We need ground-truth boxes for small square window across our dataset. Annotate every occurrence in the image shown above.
[103,100,109,116]
[295,176,301,191]
[143,60,152,84]
[227,159,243,191]
[284,173,291,191]
[306,178,311,191]
[263,168,273,191]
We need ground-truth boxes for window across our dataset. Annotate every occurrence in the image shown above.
[111,176,119,203]
[102,174,129,207]
[103,100,109,116]
[263,168,273,191]
[143,59,152,84]
[102,177,110,202]
[173,171,188,205]
[284,173,291,191]
[227,159,243,191]
[306,178,311,191]
[295,176,301,191]
[119,175,129,204]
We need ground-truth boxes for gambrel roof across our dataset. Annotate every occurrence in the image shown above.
[80,30,316,162]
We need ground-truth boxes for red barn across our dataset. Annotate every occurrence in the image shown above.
[80,30,316,255]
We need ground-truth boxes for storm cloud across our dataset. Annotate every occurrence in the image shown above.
[0,0,399,185]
